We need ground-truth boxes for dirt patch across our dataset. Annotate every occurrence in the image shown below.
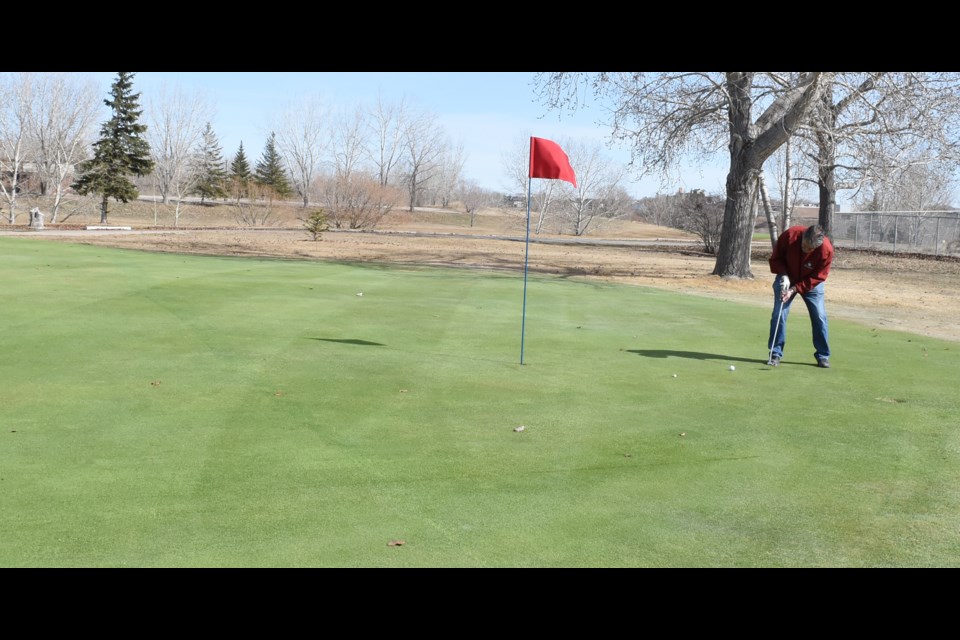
[8,213,960,344]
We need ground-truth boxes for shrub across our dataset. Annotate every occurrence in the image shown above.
[303,209,329,240]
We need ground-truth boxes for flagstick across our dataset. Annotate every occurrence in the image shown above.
[521,136,575,365]
[520,174,532,365]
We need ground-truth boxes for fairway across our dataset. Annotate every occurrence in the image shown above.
[2,238,959,567]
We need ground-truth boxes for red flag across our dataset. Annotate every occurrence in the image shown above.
[529,137,577,187]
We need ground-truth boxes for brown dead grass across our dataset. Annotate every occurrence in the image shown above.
[5,198,960,343]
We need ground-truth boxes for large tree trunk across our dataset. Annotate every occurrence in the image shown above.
[713,73,760,278]
[815,87,838,239]
[100,195,109,224]
[713,167,760,278]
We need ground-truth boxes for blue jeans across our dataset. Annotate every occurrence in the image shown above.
[768,277,830,362]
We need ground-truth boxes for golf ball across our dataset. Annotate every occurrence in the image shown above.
[729,365,736,371]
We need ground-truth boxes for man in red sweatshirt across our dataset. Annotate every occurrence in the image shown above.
[767,224,834,368]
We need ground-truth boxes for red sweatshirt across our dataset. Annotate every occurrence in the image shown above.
[768,225,834,296]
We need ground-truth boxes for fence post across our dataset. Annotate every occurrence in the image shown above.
[935,217,941,256]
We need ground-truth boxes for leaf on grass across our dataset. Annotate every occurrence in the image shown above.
[150,380,161,386]
[876,397,906,404]
[388,540,405,547]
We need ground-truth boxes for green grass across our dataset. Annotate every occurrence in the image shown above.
[2,237,959,567]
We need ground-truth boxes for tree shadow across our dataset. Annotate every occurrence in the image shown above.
[627,349,764,364]
[309,338,385,346]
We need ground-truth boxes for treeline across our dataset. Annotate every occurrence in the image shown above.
[1,73,651,232]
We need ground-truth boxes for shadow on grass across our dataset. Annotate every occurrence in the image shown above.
[628,349,765,364]
[309,338,386,346]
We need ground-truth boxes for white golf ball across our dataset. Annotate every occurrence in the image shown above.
[729,365,736,371]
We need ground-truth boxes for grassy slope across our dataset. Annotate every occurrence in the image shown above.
[1,238,958,567]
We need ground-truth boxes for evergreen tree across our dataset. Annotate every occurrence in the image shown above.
[254,132,293,199]
[72,72,154,224]
[229,142,252,203]
[191,122,228,204]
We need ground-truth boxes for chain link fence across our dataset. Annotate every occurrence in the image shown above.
[832,211,960,256]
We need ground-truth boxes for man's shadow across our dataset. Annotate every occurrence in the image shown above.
[627,349,764,364]
[309,338,385,346]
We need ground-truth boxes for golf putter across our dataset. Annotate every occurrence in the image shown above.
[768,279,795,365]
[768,297,783,365]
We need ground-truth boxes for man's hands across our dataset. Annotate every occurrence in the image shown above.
[777,274,795,303]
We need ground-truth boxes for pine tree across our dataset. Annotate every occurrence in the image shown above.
[230,142,252,203]
[191,122,228,204]
[254,132,293,199]
[72,72,154,224]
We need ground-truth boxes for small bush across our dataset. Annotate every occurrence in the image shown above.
[303,209,329,240]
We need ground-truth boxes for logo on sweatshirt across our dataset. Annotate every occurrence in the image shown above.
[803,261,814,270]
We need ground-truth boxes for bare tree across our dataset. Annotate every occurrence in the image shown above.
[757,174,779,245]
[329,105,368,181]
[315,171,401,229]
[401,108,447,212]
[593,184,636,220]
[775,73,960,237]
[456,179,491,227]
[535,72,832,278]
[557,138,630,236]
[853,150,956,244]
[502,134,563,234]
[635,193,682,228]
[366,95,407,187]
[898,162,957,244]
[897,161,955,212]
[429,139,466,208]
[274,95,327,207]
[676,190,724,253]
[145,85,211,226]
[763,136,815,243]
[0,72,32,223]
[27,73,101,223]
[323,102,414,228]
[231,181,280,227]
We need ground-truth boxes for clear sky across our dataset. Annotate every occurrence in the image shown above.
[81,71,730,199]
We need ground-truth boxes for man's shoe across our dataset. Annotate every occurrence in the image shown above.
[817,358,831,369]
[767,355,780,367]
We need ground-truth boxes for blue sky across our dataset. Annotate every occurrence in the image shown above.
[82,71,730,198]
